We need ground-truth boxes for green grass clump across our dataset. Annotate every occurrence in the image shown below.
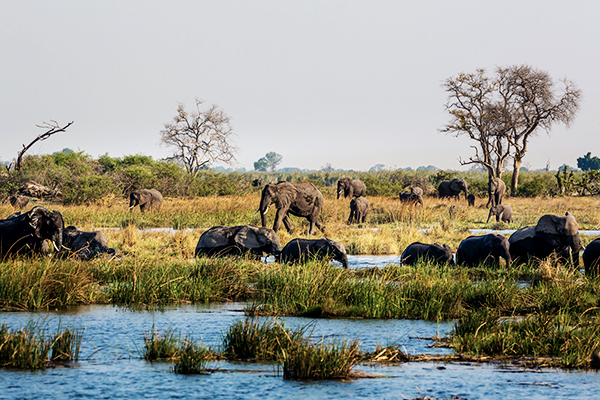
[222,318,306,361]
[282,339,360,380]
[51,326,83,362]
[452,310,600,368]
[173,339,212,374]
[0,322,82,370]
[143,326,181,361]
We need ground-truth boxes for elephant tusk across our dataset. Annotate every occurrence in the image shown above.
[129,205,135,209]
[53,241,60,252]
[254,209,260,215]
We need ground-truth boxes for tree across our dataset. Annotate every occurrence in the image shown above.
[13,120,74,171]
[497,65,581,195]
[577,152,600,171]
[160,99,236,176]
[441,69,511,180]
[254,152,282,172]
[442,65,581,195]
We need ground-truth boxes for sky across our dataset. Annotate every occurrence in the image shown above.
[1,0,599,172]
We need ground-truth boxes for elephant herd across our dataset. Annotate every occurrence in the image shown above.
[1,179,600,276]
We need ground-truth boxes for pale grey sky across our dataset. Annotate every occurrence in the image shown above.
[1,0,599,171]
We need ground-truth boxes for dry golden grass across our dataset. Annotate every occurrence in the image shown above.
[1,194,599,255]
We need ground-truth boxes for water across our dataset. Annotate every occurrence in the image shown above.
[1,304,599,399]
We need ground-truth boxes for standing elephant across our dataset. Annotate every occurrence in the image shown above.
[583,238,600,276]
[0,206,64,257]
[281,238,348,269]
[456,234,511,268]
[487,177,506,208]
[411,187,424,197]
[438,179,469,201]
[62,226,116,260]
[129,189,163,212]
[337,178,367,199]
[258,181,325,235]
[467,194,475,207]
[401,242,454,266]
[487,204,513,223]
[509,212,581,267]
[348,196,369,224]
[195,225,282,258]
[9,195,29,209]
[399,191,424,206]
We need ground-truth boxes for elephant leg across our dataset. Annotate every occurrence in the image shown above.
[282,214,294,234]
[273,209,287,232]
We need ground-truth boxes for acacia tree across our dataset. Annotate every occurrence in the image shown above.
[160,99,236,176]
[254,152,283,172]
[441,69,511,179]
[497,65,581,195]
[442,65,581,195]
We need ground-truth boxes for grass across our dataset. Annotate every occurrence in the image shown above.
[0,322,82,370]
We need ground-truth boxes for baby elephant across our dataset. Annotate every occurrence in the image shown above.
[401,242,454,266]
[487,204,513,223]
[348,196,369,224]
[583,238,600,276]
[399,191,423,206]
[456,234,511,268]
[281,238,348,269]
[467,194,475,207]
[9,195,29,209]
[63,226,116,260]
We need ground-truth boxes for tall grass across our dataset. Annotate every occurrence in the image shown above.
[282,339,360,380]
[0,322,82,370]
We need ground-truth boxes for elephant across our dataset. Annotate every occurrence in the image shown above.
[337,178,367,199]
[129,189,163,212]
[9,195,29,209]
[195,225,282,258]
[252,178,262,187]
[467,194,475,207]
[258,181,325,235]
[449,205,466,218]
[0,206,64,257]
[281,238,348,269]
[348,196,369,224]
[438,179,469,201]
[62,226,116,260]
[583,238,600,276]
[509,212,581,267]
[399,191,424,206]
[456,234,511,268]
[487,204,513,223]
[486,177,506,208]
[400,242,454,266]
[410,187,424,197]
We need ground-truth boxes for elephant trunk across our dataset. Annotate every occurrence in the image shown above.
[464,188,469,201]
[486,208,493,223]
[569,234,582,268]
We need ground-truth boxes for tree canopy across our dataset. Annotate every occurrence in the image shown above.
[577,152,600,171]
[160,99,236,177]
[254,152,282,172]
[442,65,581,195]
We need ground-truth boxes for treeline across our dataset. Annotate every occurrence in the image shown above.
[0,150,590,204]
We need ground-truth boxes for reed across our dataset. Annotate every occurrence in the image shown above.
[221,318,307,361]
[281,338,360,380]
[143,326,181,361]
[0,322,82,370]
[172,338,213,374]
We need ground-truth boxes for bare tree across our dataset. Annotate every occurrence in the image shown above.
[496,65,581,195]
[160,99,236,176]
[441,69,510,179]
[14,120,74,171]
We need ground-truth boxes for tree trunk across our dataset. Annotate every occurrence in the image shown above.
[511,158,522,196]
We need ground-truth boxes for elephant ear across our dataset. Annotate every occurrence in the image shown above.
[234,226,262,249]
[274,183,297,209]
[27,207,47,238]
[450,179,462,192]
[535,213,578,247]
